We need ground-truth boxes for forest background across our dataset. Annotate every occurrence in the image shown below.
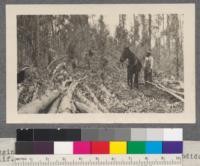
[17,14,184,113]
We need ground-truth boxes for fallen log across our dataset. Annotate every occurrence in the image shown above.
[48,96,62,113]
[146,81,184,102]
[157,83,184,96]
[84,85,109,113]
[58,81,79,113]
[74,101,100,113]
[76,91,102,113]
[18,90,60,114]
[100,84,113,98]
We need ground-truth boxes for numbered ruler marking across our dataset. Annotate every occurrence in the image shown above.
[14,154,182,166]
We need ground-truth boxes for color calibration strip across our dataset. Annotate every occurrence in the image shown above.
[16,141,183,155]
[16,128,182,155]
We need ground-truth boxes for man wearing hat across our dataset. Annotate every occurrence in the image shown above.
[144,50,153,84]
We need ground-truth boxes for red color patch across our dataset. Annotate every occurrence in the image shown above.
[91,141,109,154]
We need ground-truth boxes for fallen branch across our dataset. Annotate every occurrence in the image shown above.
[146,81,184,102]
[76,91,102,113]
[58,81,79,113]
[47,56,66,72]
[157,83,184,96]
[100,84,113,98]
[84,85,109,113]
[18,90,60,114]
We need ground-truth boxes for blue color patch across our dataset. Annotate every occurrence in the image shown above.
[146,141,162,154]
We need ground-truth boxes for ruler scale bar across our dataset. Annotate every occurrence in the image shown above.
[14,154,182,166]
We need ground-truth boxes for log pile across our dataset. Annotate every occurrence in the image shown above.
[18,61,184,114]
[18,75,121,114]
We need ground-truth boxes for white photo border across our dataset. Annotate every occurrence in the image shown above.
[6,4,196,123]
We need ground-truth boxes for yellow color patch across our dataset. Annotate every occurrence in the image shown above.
[109,141,127,154]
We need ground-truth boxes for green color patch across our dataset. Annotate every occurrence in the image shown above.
[127,141,146,154]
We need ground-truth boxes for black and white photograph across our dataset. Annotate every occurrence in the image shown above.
[6,4,195,123]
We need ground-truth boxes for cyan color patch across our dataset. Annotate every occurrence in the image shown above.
[146,141,162,154]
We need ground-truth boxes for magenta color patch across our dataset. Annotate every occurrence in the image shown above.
[73,141,91,154]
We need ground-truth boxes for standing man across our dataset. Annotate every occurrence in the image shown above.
[144,50,153,84]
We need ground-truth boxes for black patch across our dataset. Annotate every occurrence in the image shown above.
[33,129,81,141]
[17,129,34,141]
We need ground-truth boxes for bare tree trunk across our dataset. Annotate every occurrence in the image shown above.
[167,15,171,56]
[148,14,152,49]
[162,14,165,49]
[157,16,161,64]
[51,17,55,50]
[48,17,55,65]
[158,35,160,58]
[35,16,40,67]
[119,14,126,28]
[133,14,136,46]
[176,38,179,79]
[175,15,180,80]
[140,14,146,49]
